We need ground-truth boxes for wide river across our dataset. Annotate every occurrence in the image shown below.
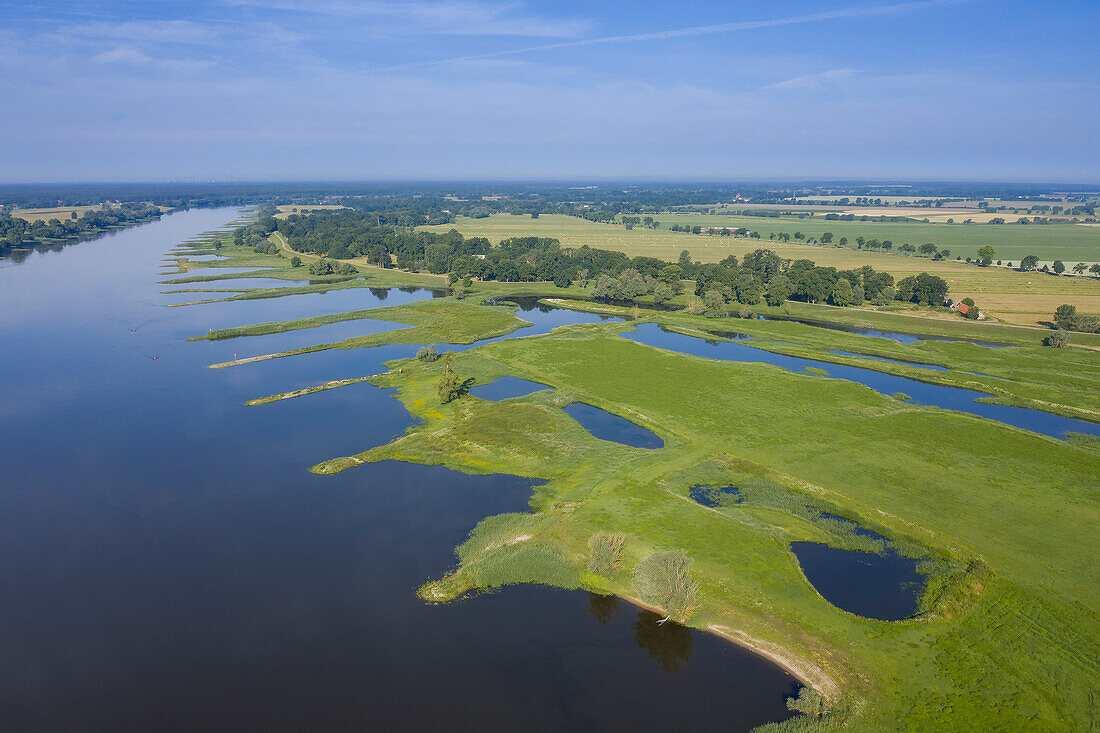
[0,209,799,731]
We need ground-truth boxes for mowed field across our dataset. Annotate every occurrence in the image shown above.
[652,213,1100,263]
[420,214,1100,326]
[11,205,102,222]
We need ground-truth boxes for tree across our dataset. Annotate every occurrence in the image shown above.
[587,533,625,575]
[634,550,698,623]
[703,289,727,318]
[591,273,621,300]
[437,356,469,403]
[658,264,683,293]
[977,245,997,261]
[678,250,693,269]
[416,344,439,362]
[766,275,792,306]
[820,232,833,243]
[1053,260,1065,274]
[830,277,855,307]
[1091,264,1100,275]
[787,687,828,719]
[652,281,674,304]
[918,242,938,256]
[1053,304,1078,330]
[1073,262,1087,274]
[1044,330,1069,348]
[1020,254,1040,270]
[290,256,302,267]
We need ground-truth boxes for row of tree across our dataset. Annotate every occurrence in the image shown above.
[0,203,161,253]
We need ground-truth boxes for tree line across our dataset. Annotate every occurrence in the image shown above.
[270,209,949,313]
[0,203,161,254]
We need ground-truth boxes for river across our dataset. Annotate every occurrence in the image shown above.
[0,209,799,731]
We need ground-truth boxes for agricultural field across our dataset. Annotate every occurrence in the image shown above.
[419,215,1100,327]
[10,205,103,222]
[274,204,350,219]
[650,213,1100,264]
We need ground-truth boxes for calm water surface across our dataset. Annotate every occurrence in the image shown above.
[0,210,798,731]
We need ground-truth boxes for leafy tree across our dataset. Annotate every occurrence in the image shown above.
[591,273,621,300]
[290,256,302,267]
[634,550,698,623]
[652,281,674,304]
[977,245,997,261]
[1091,264,1100,275]
[830,277,855,307]
[1044,330,1069,348]
[587,533,625,575]
[787,687,828,719]
[1073,262,1087,274]
[1053,304,1078,329]
[437,356,469,403]
[918,242,938,256]
[678,250,693,269]
[1053,260,1065,274]
[1020,254,1040,270]
[704,289,727,318]
[416,344,439,362]
[765,275,792,306]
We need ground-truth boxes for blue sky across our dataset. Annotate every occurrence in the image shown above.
[1,0,1097,182]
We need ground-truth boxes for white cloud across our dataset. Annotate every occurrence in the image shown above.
[90,47,154,65]
[768,68,860,91]
[220,0,594,38]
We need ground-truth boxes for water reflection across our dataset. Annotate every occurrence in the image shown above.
[587,592,621,626]
[633,611,695,673]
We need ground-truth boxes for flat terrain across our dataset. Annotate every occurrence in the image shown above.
[11,205,102,222]
[175,227,1100,731]
[419,215,1100,326]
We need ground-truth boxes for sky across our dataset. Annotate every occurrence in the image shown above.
[0,0,1097,183]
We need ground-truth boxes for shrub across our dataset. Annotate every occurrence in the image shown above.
[1043,330,1070,349]
[587,532,625,575]
[787,687,828,718]
[634,550,698,622]
[416,345,439,362]
[290,256,302,267]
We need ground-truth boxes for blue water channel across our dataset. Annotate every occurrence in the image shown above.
[623,324,1099,440]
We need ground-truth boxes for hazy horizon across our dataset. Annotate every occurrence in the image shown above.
[2,0,1097,183]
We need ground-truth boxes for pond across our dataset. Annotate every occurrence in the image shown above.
[790,542,923,621]
[623,324,1099,440]
[470,375,553,401]
[564,402,665,449]
[0,209,798,731]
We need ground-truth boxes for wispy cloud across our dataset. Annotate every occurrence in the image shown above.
[373,0,983,71]
[221,0,594,38]
[769,68,861,91]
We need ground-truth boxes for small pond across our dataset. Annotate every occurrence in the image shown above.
[564,402,664,449]
[689,485,742,507]
[470,376,553,401]
[790,542,923,621]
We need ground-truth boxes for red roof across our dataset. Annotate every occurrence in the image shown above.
[955,303,970,314]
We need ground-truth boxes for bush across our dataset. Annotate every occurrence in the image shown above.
[587,533,625,575]
[416,345,439,362]
[634,550,698,622]
[469,543,580,590]
[787,687,828,718]
[290,256,302,267]
[1044,330,1070,348]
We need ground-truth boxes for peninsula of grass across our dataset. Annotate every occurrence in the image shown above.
[309,319,1100,732]
[202,297,530,368]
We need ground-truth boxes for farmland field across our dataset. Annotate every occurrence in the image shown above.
[420,215,1100,326]
[11,205,103,222]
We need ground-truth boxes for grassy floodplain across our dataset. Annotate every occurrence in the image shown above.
[310,311,1099,732]
[418,215,1100,327]
[176,226,1100,730]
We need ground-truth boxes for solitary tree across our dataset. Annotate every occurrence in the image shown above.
[437,356,468,403]
[290,256,302,267]
[1044,330,1070,349]
[1053,260,1066,274]
[634,550,698,623]
[1020,254,1040,270]
[977,245,997,261]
